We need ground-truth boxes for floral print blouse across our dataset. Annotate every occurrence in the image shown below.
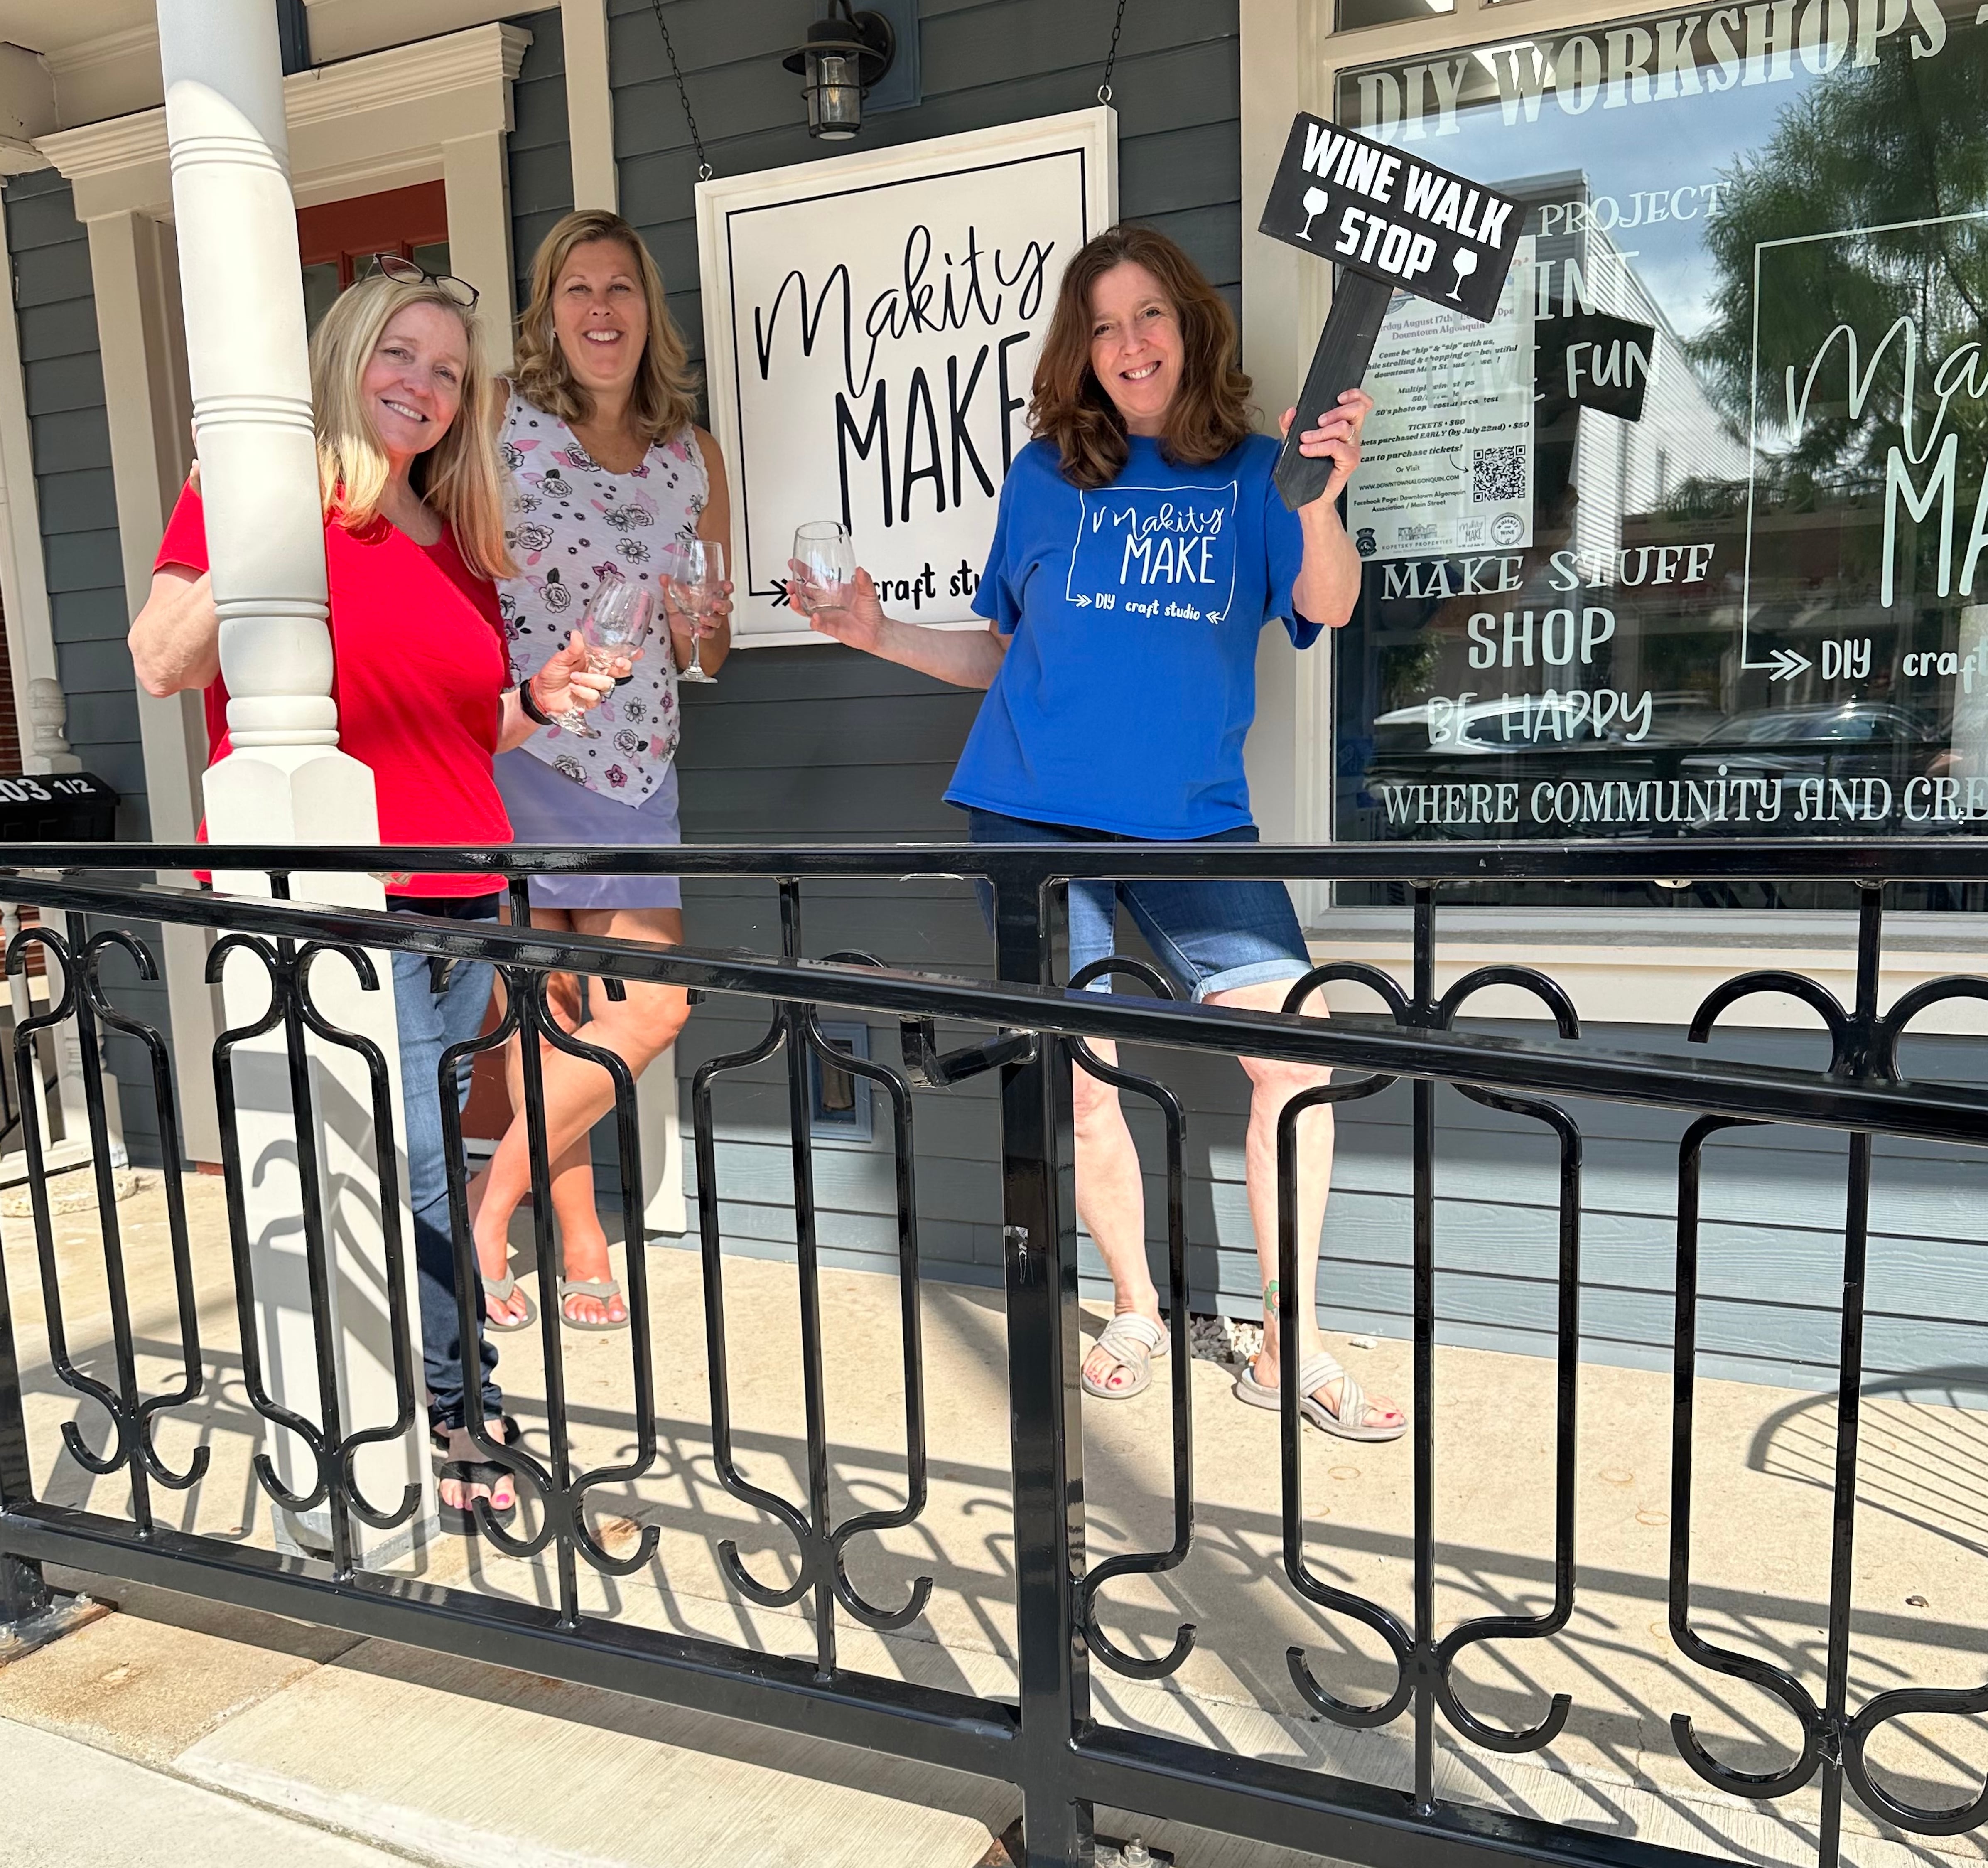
[497,389,707,808]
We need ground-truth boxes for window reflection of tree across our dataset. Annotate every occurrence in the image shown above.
[1693,25,1988,491]
[1681,17,1988,911]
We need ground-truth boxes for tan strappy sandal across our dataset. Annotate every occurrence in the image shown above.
[1081,1313,1169,1399]
[558,1276,629,1333]
[1234,1349,1406,1442]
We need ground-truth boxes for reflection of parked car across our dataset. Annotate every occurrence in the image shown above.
[1675,701,1944,833]
[1370,692,1721,761]
[1361,693,1720,832]
[1680,702,1939,779]
[1370,696,1607,757]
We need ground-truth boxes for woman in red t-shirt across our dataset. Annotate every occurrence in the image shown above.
[129,268,620,1533]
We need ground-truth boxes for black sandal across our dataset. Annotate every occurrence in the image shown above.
[431,1414,525,1536]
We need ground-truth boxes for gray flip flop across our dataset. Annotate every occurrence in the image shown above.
[1234,1350,1406,1442]
[558,1276,630,1332]
[479,1272,537,1333]
[1081,1313,1169,1399]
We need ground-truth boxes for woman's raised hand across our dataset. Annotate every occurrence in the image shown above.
[788,562,887,654]
[533,629,628,714]
[665,576,733,640]
[699,578,734,639]
[1279,387,1374,510]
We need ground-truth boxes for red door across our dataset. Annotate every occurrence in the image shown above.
[297,180,450,332]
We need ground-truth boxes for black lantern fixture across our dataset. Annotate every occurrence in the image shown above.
[783,0,896,141]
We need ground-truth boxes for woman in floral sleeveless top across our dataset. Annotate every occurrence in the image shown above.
[472,209,733,1332]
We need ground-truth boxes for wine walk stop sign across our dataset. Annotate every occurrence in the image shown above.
[1260,115,1523,323]
[1260,114,1524,509]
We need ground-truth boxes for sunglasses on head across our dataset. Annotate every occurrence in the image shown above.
[364,252,479,310]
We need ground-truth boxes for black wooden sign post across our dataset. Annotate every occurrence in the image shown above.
[1259,114,1526,511]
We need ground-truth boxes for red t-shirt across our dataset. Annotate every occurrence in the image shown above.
[156,486,510,898]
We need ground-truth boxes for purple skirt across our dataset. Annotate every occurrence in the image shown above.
[493,750,683,911]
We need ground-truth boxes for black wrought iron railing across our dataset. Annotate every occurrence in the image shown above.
[0,838,1986,1868]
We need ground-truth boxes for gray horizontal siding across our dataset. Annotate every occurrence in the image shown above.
[602,0,1263,1345]
[607,0,1251,868]
[600,1,1988,1403]
[507,9,572,311]
[4,168,169,1166]
[609,0,1244,370]
[5,167,149,846]
[605,0,1247,862]
[669,911,1988,1398]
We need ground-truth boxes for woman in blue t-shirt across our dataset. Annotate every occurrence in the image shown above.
[796,224,1403,1444]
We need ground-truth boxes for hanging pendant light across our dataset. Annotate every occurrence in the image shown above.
[782,0,896,141]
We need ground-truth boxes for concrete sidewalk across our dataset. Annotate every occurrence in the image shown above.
[2,1172,1983,1868]
[0,1718,410,1868]
[0,1578,1325,1868]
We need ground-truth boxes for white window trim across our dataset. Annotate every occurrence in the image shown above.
[1237,0,1988,1021]
[37,23,530,355]
[301,0,614,211]
[561,0,617,211]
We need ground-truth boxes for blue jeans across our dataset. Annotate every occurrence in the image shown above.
[965,808,1312,1002]
[391,895,503,1431]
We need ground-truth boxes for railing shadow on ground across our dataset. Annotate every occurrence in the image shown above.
[11,1269,1988,1852]
[3,840,1988,1868]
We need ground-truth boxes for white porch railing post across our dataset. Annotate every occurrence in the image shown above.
[155,0,432,1562]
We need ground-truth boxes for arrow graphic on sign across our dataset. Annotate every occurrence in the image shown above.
[1765,647,1813,681]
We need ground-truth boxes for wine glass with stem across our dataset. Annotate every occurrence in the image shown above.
[552,578,656,739]
[790,521,856,614]
[671,539,725,685]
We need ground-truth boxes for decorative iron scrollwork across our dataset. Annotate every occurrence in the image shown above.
[207,931,423,1567]
[437,960,661,1583]
[9,924,209,1524]
[1065,955,1197,1682]
[690,927,933,1668]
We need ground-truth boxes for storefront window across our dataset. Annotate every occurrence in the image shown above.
[1330,0,1988,908]
[1337,0,1457,38]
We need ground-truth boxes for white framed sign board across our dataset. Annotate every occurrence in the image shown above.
[697,107,1117,647]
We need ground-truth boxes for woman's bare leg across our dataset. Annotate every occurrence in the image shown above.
[471,909,576,1328]
[472,905,690,1327]
[1208,979,1403,1430]
[1072,1038,1164,1393]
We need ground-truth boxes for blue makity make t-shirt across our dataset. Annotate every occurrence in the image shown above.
[945,431,1320,840]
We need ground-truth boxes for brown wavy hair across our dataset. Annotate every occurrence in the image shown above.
[1028,224,1254,490]
[512,209,700,443]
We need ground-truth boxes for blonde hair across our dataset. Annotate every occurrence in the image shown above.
[309,273,514,578]
[513,209,700,444]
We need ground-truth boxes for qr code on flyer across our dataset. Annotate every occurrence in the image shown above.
[1472,445,1527,504]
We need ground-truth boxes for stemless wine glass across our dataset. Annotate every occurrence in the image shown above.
[670,539,725,685]
[790,521,856,614]
[554,578,656,739]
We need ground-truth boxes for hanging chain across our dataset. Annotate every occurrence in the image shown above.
[1098,0,1129,103]
[650,0,713,181]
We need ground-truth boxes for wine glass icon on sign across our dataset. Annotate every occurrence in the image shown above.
[1298,187,1331,241]
[1446,246,1480,302]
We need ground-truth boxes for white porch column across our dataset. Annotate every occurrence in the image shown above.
[156,0,431,1563]
[441,130,516,372]
[560,0,618,212]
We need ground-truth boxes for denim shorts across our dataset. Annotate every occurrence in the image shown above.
[965,807,1312,1002]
